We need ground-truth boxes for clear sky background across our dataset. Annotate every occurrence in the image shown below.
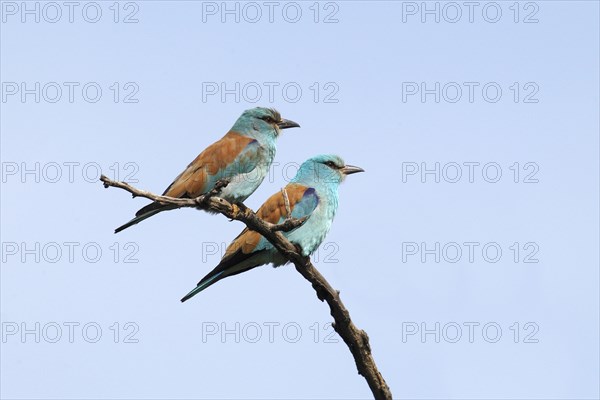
[1,1,599,399]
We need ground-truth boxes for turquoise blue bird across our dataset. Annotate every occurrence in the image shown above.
[115,108,299,233]
[181,154,364,302]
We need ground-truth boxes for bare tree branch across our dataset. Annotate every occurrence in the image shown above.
[100,175,393,400]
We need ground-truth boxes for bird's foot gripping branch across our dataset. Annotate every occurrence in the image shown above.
[99,175,392,400]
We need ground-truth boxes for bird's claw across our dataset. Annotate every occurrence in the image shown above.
[293,243,304,254]
[230,202,248,219]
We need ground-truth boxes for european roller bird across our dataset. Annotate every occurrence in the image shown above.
[114,108,299,233]
[181,154,364,302]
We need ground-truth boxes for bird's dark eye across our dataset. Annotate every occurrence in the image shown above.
[261,116,275,123]
[325,161,337,168]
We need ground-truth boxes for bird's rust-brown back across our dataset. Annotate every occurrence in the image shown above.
[223,183,310,257]
[163,131,256,198]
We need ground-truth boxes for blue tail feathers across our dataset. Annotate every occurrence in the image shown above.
[180,271,225,302]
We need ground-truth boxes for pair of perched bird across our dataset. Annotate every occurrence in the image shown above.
[115,107,363,302]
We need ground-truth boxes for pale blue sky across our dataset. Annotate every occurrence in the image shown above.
[1,1,599,399]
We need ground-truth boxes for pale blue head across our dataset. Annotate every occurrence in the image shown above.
[292,154,364,188]
[231,107,300,140]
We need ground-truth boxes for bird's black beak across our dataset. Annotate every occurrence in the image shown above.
[341,164,365,175]
[277,118,300,130]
